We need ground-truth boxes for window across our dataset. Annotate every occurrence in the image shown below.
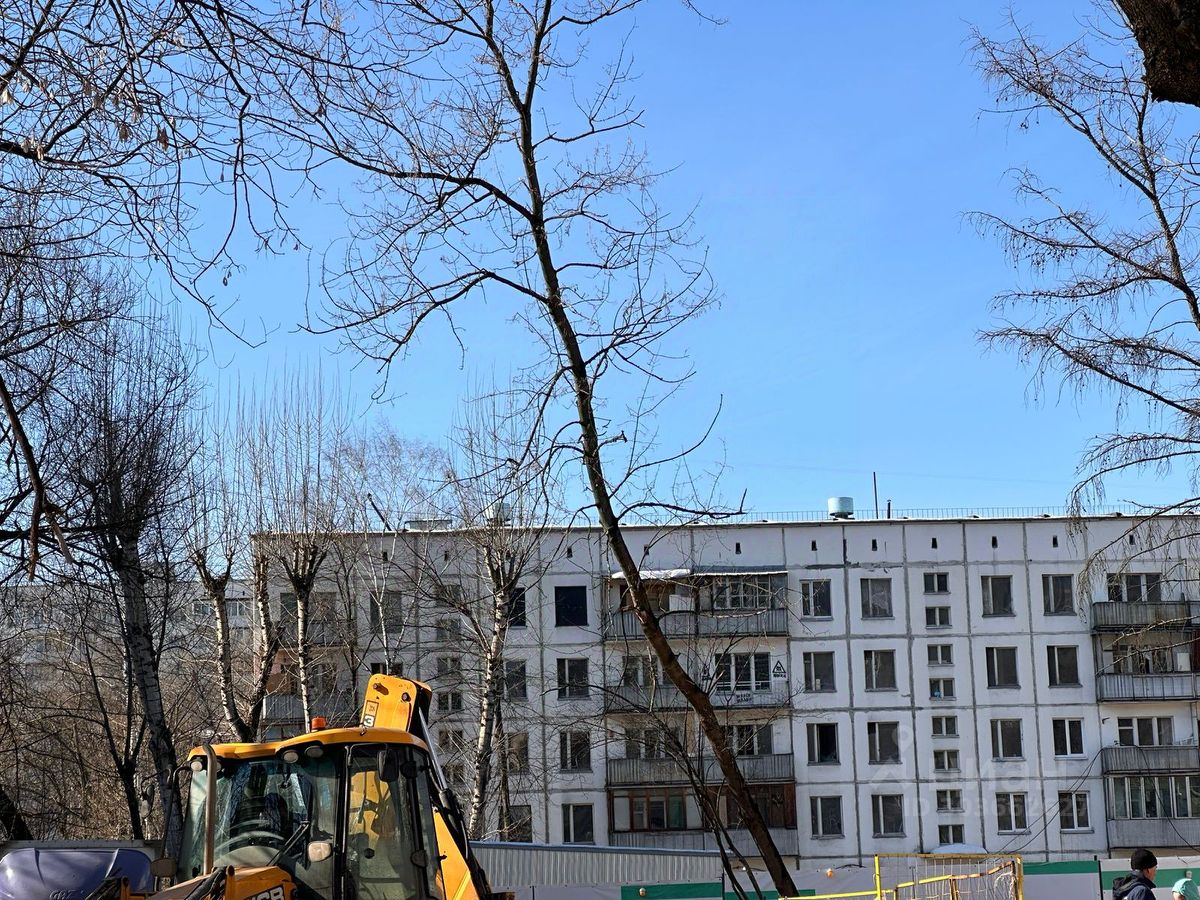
[561,804,594,843]
[929,678,955,700]
[1047,646,1080,686]
[996,793,1028,833]
[727,724,773,757]
[1109,774,1200,818]
[933,749,960,771]
[860,578,893,618]
[928,644,953,666]
[192,599,213,620]
[622,655,657,687]
[871,794,904,836]
[628,792,688,831]
[504,805,533,842]
[807,723,839,764]
[712,574,786,609]
[936,789,963,812]
[1052,719,1084,757]
[800,580,833,618]
[715,652,771,692]
[925,606,951,628]
[1042,574,1074,615]
[226,599,250,619]
[864,649,897,691]
[434,617,460,641]
[506,586,527,627]
[556,658,590,699]
[938,824,964,845]
[990,719,1023,759]
[810,796,843,837]
[626,727,675,760]
[559,731,591,771]
[867,721,900,764]
[506,733,530,772]
[438,729,466,757]
[503,660,527,701]
[1059,792,1090,831]
[932,716,958,738]
[1117,716,1174,747]
[436,656,462,713]
[803,652,835,692]
[722,784,796,829]
[1108,572,1163,604]
[369,590,404,632]
[924,572,949,594]
[986,647,1019,688]
[554,585,588,627]
[981,576,1014,616]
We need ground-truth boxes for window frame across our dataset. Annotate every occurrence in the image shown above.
[799,579,833,618]
[985,646,1020,688]
[981,575,1014,617]
[864,649,897,691]
[860,578,894,619]
[1047,645,1081,687]
[995,792,1028,833]
[554,585,589,627]
[871,794,905,837]
[810,796,844,838]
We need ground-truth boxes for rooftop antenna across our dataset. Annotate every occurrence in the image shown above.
[873,472,880,519]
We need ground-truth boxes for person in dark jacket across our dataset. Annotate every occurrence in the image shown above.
[1113,849,1158,900]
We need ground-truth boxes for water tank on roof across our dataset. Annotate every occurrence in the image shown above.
[828,497,854,519]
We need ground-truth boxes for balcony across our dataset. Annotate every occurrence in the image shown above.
[1108,817,1200,849]
[1091,600,1200,631]
[609,827,798,855]
[1096,672,1200,701]
[604,608,790,642]
[264,692,359,723]
[606,753,795,786]
[1101,744,1200,774]
[604,683,792,713]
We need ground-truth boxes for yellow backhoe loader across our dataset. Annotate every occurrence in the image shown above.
[83,674,492,900]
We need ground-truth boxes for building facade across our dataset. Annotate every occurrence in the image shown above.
[256,510,1200,864]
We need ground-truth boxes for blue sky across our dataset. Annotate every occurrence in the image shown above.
[193,1,1198,516]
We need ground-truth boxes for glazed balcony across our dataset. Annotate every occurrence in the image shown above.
[605,753,795,786]
[603,608,790,642]
[1096,672,1200,701]
[1091,600,1200,631]
[1100,744,1200,774]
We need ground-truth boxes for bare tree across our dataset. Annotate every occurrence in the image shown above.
[973,18,1200,522]
[48,307,199,853]
[185,397,285,742]
[303,3,792,888]
[253,372,352,727]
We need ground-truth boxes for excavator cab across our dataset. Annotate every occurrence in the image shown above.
[149,675,486,900]
[175,740,444,900]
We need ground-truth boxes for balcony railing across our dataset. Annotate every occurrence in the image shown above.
[1096,672,1200,701]
[606,753,795,786]
[604,608,790,641]
[1101,744,1200,774]
[1091,601,1200,631]
[1108,817,1200,849]
[264,692,358,723]
[609,827,798,855]
[604,683,792,713]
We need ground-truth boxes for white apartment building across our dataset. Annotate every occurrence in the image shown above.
[257,508,1200,865]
